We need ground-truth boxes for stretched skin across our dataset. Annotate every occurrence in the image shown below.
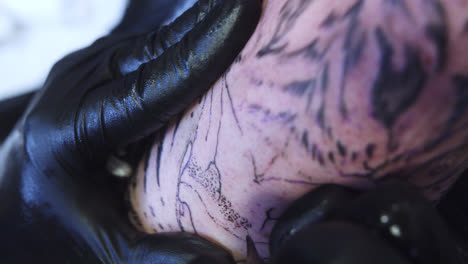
[129,0,468,261]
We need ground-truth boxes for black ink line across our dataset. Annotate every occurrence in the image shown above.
[321,11,338,28]
[371,27,427,132]
[425,1,448,72]
[328,151,336,163]
[302,130,310,150]
[340,0,367,118]
[178,141,193,181]
[306,79,318,112]
[205,88,214,141]
[287,38,329,61]
[257,0,313,57]
[186,161,252,233]
[317,152,325,166]
[234,53,243,64]
[283,179,324,186]
[261,208,279,231]
[224,75,244,135]
[327,126,333,140]
[155,143,163,188]
[316,104,325,129]
[248,104,298,125]
[321,63,329,92]
[312,144,318,160]
[341,151,410,183]
[143,152,150,194]
[343,0,364,19]
[337,141,347,157]
[214,87,224,161]
[366,143,376,159]
[251,153,265,185]
[313,64,330,132]
[154,126,167,189]
[170,112,184,148]
[283,80,314,97]
[177,192,198,233]
[363,161,372,171]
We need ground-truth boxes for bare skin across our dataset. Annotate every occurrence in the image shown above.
[128,0,468,262]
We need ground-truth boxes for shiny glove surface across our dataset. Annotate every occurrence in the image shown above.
[269,182,464,264]
[0,0,262,263]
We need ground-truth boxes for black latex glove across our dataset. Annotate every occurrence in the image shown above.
[0,0,190,143]
[0,0,262,263]
[0,91,35,142]
[269,182,464,264]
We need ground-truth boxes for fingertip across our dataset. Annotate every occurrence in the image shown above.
[269,184,357,253]
[271,221,412,264]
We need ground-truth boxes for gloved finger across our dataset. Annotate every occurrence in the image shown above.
[334,183,460,264]
[437,169,468,241]
[0,90,36,142]
[76,0,262,155]
[113,0,221,75]
[130,232,235,264]
[112,0,195,36]
[269,184,358,253]
[271,221,412,264]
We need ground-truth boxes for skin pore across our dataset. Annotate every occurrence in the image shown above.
[128,0,468,262]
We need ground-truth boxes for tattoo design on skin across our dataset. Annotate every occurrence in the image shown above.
[265,0,463,175]
[173,74,253,236]
[371,27,427,151]
[320,11,338,28]
[131,0,468,261]
[424,0,448,72]
[372,0,449,151]
[257,0,314,58]
[339,0,366,118]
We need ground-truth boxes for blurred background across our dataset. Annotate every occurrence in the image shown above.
[0,0,128,100]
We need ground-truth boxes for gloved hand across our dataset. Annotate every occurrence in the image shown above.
[0,91,35,142]
[269,182,464,264]
[0,0,262,263]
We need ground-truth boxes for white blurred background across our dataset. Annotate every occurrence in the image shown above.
[0,0,128,99]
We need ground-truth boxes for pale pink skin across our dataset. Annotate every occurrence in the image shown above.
[128,0,468,262]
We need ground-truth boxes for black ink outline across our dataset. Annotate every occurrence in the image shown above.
[257,0,314,58]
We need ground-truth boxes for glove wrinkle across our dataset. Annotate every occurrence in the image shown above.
[0,0,262,262]
[115,0,219,76]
